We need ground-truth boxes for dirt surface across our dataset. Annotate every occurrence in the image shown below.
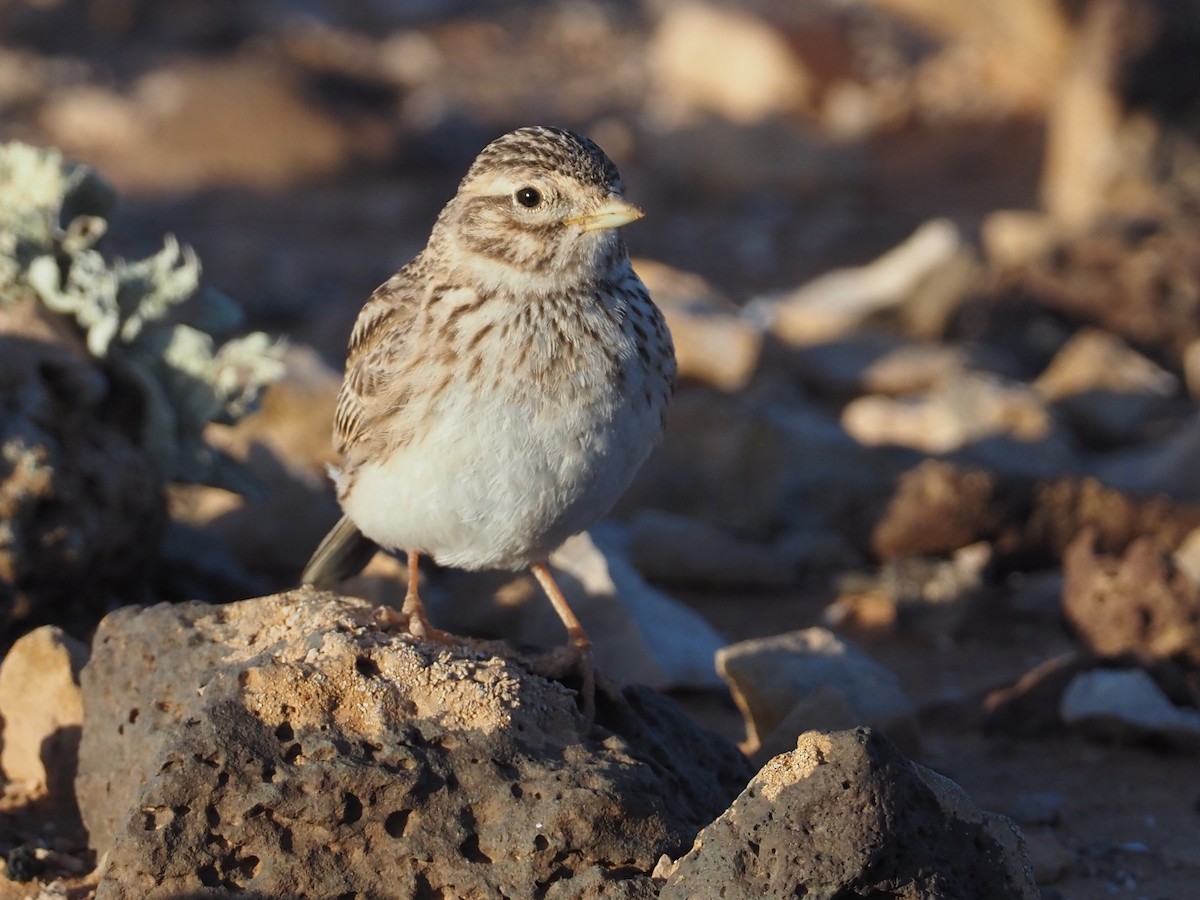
[2,1,1200,898]
[682,585,1200,900]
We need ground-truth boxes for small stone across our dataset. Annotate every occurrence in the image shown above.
[983,653,1092,738]
[1033,327,1178,443]
[1172,526,1200,584]
[41,59,354,192]
[1035,328,1176,402]
[0,626,88,800]
[650,3,810,125]
[1040,0,1125,229]
[788,333,969,399]
[822,586,900,632]
[842,372,1056,456]
[633,259,761,392]
[821,80,884,141]
[755,392,919,537]
[378,29,445,86]
[35,880,71,900]
[36,87,148,158]
[716,629,917,757]
[440,529,728,692]
[660,728,1038,899]
[858,341,974,395]
[878,542,995,639]
[763,219,966,346]
[548,530,727,690]
[1021,830,1075,884]
[1182,338,1200,402]
[1060,668,1200,750]
[982,210,1059,268]
[756,684,919,763]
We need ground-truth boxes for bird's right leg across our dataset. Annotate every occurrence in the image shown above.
[530,562,598,721]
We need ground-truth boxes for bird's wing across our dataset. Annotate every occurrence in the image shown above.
[333,263,426,458]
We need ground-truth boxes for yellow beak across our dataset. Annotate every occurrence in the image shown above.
[565,197,644,232]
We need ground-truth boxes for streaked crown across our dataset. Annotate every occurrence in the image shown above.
[460,125,623,195]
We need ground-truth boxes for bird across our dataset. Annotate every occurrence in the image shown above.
[301,125,675,718]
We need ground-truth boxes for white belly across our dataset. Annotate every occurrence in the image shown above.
[341,391,657,571]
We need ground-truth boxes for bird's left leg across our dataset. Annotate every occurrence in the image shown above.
[530,561,598,720]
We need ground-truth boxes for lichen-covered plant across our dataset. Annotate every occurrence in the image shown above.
[0,141,284,493]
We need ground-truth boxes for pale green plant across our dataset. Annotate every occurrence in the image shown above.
[0,141,285,493]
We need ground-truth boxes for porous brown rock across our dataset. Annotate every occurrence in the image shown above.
[658,727,1037,900]
[1063,528,1200,664]
[872,465,1200,569]
[871,459,1008,560]
[77,590,752,899]
[1025,478,1200,558]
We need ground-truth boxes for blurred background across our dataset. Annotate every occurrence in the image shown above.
[5,0,1195,337]
[3,0,1200,895]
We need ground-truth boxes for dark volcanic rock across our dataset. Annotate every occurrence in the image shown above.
[78,591,751,899]
[0,300,163,632]
[659,727,1037,900]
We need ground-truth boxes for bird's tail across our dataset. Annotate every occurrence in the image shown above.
[301,516,380,588]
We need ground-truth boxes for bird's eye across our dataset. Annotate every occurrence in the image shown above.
[515,187,542,208]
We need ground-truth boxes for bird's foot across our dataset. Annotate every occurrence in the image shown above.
[374,592,460,645]
[406,614,461,646]
[529,641,619,723]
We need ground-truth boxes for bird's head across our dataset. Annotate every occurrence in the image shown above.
[432,125,641,295]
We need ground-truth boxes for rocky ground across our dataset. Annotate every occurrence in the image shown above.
[1,0,1200,897]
